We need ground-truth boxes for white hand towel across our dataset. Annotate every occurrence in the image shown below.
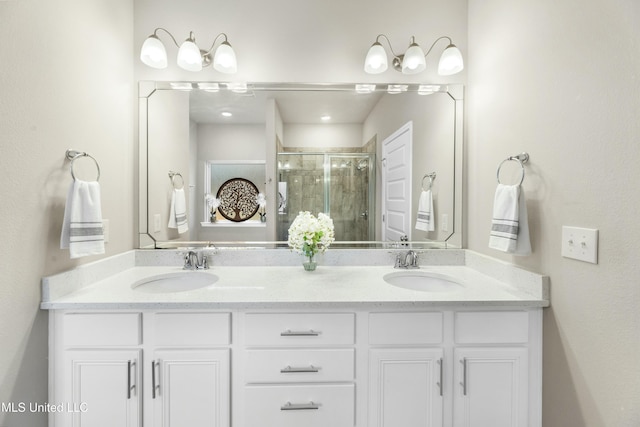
[513,189,531,256]
[415,190,435,232]
[489,184,531,255]
[60,180,105,259]
[168,188,188,234]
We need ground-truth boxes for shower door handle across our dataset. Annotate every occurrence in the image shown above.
[360,210,368,220]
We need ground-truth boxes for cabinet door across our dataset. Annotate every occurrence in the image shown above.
[453,348,528,427]
[369,348,444,427]
[151,349,230,427]
[65,349,141,427]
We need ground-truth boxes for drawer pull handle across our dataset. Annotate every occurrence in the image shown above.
[280,365,320,373]
[280,329,320,337]
[281,401,320,411]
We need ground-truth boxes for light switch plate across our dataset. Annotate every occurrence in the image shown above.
[154,214,162,233]
[561,226,598,264]
[102,219,109,243]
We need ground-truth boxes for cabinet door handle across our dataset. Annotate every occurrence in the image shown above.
[127,360,132,399]
[460,358,467,396]
[280,365,320,373]
[127,360,136,399]
[437,358,443,396]
[151,360,159,399]
[280,401,320,411]
[280,329,320,337]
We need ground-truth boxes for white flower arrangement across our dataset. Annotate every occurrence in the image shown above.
[287,211,335,257]
[205,193,221,210]
[256,193,266,212]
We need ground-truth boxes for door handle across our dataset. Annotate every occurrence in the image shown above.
[460,358,467,396]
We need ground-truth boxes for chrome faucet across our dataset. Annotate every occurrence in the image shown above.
[394,250,419,269]
[183,250,209,270]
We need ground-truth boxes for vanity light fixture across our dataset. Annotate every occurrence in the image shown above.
[387,84,409,94]
[355,84,376,94]
[169,82,194,91]
[364,35,463,76]
[221,111,233,118]
[140,28,238,74]
[418,84,441,95]
[321,115,331,121]
[197,82,220,92]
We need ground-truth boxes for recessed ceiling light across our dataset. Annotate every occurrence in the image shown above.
[321,115,331,121]
[221,111,233,118]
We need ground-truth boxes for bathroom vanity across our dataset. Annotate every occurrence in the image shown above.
[42,249,549,427]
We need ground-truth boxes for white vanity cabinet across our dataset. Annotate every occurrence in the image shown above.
[367,309,541,427]
[50,307,541,427]
[49,311,231,427]
[238,312,356,427]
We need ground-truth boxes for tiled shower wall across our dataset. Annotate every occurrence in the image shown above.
[277,146,374,241]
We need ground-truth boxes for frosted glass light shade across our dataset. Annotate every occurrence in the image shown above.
[364,42,388,74]
[177,39,203,71]
[401,43,426,74]
[438,44,464,75]
[140,35,167,69]
[213,42,237,74]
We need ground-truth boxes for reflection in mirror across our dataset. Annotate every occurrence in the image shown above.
[138,82,463,249]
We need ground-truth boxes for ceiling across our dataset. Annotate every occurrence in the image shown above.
[189,86,384,125]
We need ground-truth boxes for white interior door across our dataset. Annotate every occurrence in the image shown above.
[382,122,413,241]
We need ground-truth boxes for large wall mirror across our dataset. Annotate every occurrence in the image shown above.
[138,82,463,249]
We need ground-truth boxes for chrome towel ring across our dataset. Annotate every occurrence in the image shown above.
[65,149,100,182]
[422,172,436,191]
[496,152,529,186]
[168,171,184,189]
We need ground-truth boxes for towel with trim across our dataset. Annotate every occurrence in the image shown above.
[60,180,105,259]
[415,190,435,231]
[168,188,189,234]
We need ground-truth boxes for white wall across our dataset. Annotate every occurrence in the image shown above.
[467,0,640,425]
[147,89,191,241]
[0,0,134,425]
[284,123,363,149]
[196,124,268,241]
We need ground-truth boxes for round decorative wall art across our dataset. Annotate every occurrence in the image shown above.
[216,178,260,222]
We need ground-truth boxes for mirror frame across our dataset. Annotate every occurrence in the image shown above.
[138,81,464,249]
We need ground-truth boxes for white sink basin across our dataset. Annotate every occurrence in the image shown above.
[383,271,463,292]
[131,271,219,293]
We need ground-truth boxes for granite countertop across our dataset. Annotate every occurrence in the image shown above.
[41,249,550,310]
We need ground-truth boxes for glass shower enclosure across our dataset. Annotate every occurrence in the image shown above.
[276,152,375,241]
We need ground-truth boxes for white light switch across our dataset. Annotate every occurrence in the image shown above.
[102,219,109,243]
[154,214,162,233]
[561,226,598,264]
[441,214,449,232]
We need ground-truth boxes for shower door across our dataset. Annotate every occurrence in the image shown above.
[277,153,375,241]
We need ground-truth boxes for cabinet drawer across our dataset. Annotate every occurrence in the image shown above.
[245,349,354,383]
[64,313,141,346]
[244,384,354,427]
[369,312,443,345]
[244,313,355,346]
[455,311,529,344]
[152,312,230,346]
